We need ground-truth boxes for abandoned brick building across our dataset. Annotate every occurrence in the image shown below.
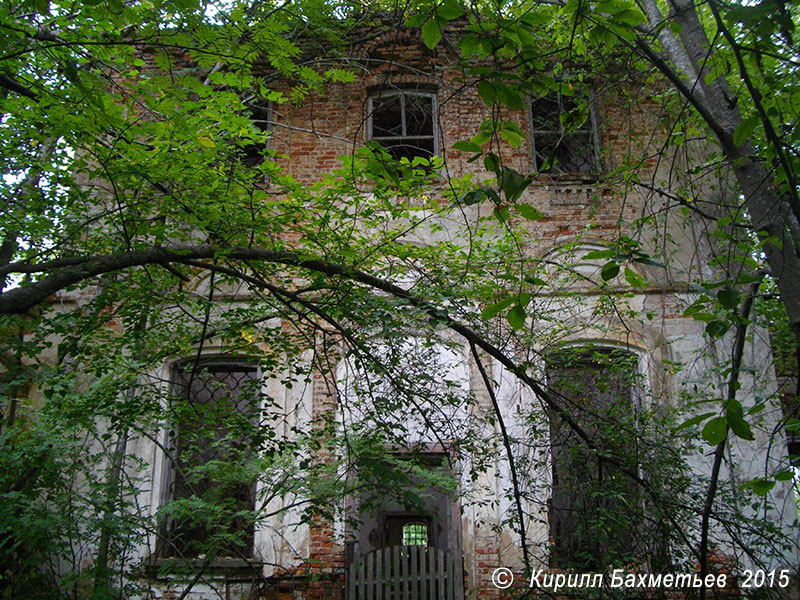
[120,20,798,600]
[6,13,799,600]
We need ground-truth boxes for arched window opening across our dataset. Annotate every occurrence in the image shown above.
[161,360,262,558]
[402,521,428,546]
[546,347,642,569]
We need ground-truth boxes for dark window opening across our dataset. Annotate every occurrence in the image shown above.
[354,452,457,555]
[384,516,431,548]
[162,362,261,559]
[240,101,272,168]
[368,89,438,162]
[531,91,598,176]
[547,348,640,570]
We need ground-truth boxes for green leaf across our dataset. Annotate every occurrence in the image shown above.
[459,190,485,206]
[624,267,645,287]
[171,0,198,9]
[501,120,524,135]
[458,34,482,57]
[437,0,465,20]
[477,80,496,105]
[744,478,776,496]
[613,9,645,25]
[724,399,753,440]
[675,412,716,431]
[421,19,442,49]
[702,416,728,445]
[775,470,795,482]
[526,276,548,286]
[325,68,356,83]
[198,136,216,148]
[33,0,49,14]
[632,255,665,267]
[595,0,633,13]
[517,292,532,307]
[484,152,500,173]
[727,412,754,440]
[481,297,515,320]
[494,82,524,110]
[601,262,620,281]
[453,141,483,153]
[507,304,526,330]
[725,398,744,417]
[539,155,557,172]
[499,166,529,203]
[687,310,716,322]
[520,11,549,26]
[470,131,491,147]
[717,287,740,310]
[480,185,501,204]
[406,13,428,27]
[516,203,543,220]
[734,115,760,146]
[591,24,618,48]
[499,128,524,148]
[411,156,430,167]
[584,249,616,260]
[706,320,729,338]
[494,205,510,222]
[726,3,769,25]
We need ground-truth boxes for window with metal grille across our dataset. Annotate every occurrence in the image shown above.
[383,515,432,548]
[367,88,438,161]
[161,361,261,558]
[402,521,428,546]
[546,348,641,570]
[531,91,598,176]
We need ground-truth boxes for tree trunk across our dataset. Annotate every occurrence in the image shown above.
[643,0,800,343]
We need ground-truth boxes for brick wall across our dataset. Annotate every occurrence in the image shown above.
[257,24,685,600]
[129,19,763,600]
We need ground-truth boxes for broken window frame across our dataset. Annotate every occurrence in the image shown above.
[367,87,439,162]
[529,88,600,178]
[159,359,263,560]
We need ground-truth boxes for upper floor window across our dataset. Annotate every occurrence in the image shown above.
[530,90,598,177]
[161,361,262,559]
[240,100,272,168]
[367,88,438,161]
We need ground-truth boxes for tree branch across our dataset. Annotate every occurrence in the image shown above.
[0,73,38,100]
[470,342,531,572]
[698,280,760,599]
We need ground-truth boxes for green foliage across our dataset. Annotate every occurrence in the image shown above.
[0,0,798,595]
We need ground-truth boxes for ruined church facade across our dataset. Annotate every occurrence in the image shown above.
[40,22,800,600]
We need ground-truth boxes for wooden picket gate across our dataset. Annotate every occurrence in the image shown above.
[347,546,463,600]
